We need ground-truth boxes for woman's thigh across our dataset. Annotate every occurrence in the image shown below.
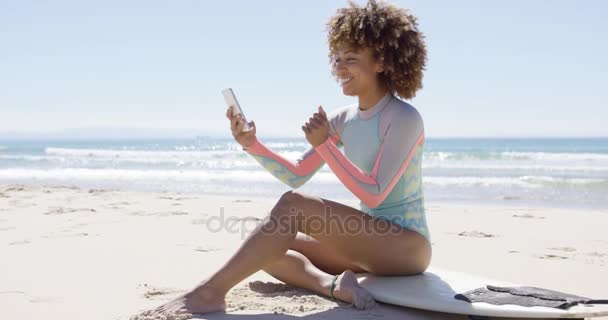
[275,190,432,276]
[290,232,366,275]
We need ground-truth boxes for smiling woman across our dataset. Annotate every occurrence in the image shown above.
[137,1,431,318]
[327,0,427,101]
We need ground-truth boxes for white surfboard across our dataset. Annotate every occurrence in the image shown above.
[356,267,608,318]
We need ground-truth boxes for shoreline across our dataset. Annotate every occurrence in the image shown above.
[2,181,607,212]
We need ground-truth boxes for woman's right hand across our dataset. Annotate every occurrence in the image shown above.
[225,105,256,149]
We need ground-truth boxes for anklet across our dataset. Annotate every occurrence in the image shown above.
[329,274,339,301]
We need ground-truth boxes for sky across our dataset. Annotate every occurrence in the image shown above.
[1,0,607,139]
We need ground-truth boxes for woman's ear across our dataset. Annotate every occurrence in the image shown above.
[376,58,385,73]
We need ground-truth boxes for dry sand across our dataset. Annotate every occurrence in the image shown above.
[0,184,606,320]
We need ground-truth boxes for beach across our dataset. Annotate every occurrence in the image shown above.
[1,184,606,320]
[3,0,607,318]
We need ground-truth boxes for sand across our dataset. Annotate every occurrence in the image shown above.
[0,184,606,320]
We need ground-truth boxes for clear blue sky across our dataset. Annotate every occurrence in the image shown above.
[1,0,607,138]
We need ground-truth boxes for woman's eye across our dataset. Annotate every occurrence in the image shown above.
[334,57,356,64]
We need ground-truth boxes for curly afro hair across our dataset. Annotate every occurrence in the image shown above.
[327,0,427,100]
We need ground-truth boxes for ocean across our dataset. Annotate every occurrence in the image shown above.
[0,137,606,209]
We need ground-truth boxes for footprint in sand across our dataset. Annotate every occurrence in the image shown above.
[457,230,496,238]
[137,284,184,300]
[512,213,545,219]
[88,189,108,194]
[104,201,132,210]
[194,245,221,253]
[154,211,190,217]
[237,217,262,222]
[45,207,96,215]
[130,210,189,217]
[42,231,94,239]
[538,254,568,260]
[108,201,131,206]
[190,218,207,225]
[499,195,521,201]
[9,239,30,245]
[3,186,26,192]
[158,196,194,201]
[548,246,576,252]
[128,211,152,216]
[233,199,252,203]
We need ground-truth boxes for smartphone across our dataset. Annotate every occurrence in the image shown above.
[222,88,252,132]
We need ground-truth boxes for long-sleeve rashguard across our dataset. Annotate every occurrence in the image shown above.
[243,94,430,240]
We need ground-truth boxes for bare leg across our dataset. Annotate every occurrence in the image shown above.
[263,249,376,309]
[147,190,431,316]
[148,192,314,316]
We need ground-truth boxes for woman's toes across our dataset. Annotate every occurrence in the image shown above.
[354,292,376,309]
[332,269,377,310]
[364,295,377,309]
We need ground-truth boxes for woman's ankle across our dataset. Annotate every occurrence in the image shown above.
[188,283,226,302]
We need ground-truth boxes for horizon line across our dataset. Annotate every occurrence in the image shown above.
[1,135,607,141]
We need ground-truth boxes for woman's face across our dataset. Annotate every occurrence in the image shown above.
[334,45,384,97]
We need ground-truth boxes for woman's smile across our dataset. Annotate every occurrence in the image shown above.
[340,77,353,86]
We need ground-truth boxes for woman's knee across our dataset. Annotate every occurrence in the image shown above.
[265,191,305,234]
[272,191,306,216]
[280,190,308,204]
[270,191,292,216]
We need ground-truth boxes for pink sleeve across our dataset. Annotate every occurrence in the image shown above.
[245,136,326,176]
[243,106,349,189]
[314,110,424,208]
[244,135,342,188]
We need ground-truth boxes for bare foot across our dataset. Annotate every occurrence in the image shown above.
[332,270,376,309]
[132,285,226,319]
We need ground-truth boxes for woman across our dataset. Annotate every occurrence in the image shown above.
[150,0,429,316]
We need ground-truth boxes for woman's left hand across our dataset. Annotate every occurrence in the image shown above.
[302,106,329,147]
